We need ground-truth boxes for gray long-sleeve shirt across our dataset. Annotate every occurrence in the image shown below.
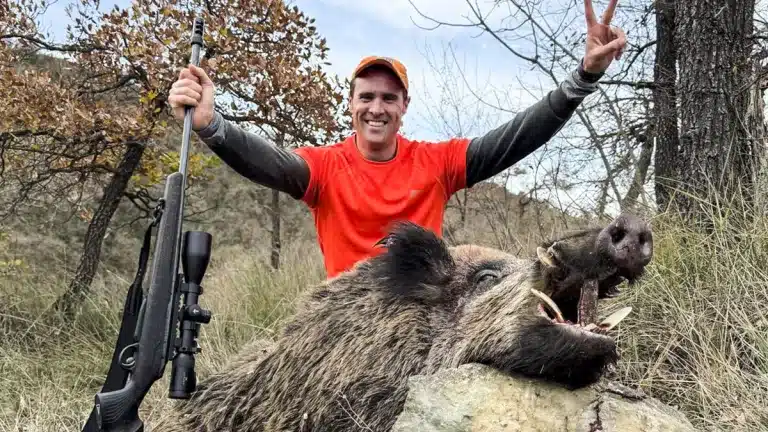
[194,61,601,200]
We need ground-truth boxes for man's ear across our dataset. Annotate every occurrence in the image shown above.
[403,94,410,114]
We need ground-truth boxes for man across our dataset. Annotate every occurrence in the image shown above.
[168,0,626,278]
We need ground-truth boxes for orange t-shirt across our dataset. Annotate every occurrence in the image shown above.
[293,133,470,278]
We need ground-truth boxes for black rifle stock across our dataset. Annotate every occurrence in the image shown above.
[81,16,212,432]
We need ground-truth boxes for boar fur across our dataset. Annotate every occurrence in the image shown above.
[154,213,653,432]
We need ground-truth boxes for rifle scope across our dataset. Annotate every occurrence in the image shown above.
[80,16,214,432]
[169,230,213,399]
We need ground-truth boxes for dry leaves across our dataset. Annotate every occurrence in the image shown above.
[1,0,346,216]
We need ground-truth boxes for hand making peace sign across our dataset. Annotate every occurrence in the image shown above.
[582,0,627,74]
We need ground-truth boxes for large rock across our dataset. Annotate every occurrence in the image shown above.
[391,363,695,432]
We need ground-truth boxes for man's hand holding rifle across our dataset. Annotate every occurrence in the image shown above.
[80,17,213,432]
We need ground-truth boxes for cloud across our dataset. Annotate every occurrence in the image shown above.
[37,0,129,42]
[291,0,561,141]
[35,0,575,142]
[30,0,602,210]
[307,0,477,32]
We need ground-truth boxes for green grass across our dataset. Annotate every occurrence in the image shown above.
[1,203,767,431]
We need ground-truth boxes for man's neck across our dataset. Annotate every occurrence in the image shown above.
[354,134,398,162]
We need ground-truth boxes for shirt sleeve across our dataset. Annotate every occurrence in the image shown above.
[292,145,325,208]
[435,137,471,199]
[464,60,602,188]
[196,111,311,200]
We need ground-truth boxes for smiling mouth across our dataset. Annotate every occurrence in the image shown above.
[530,287,632,337]
[365,119,387,128]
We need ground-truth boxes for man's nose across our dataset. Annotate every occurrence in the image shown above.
[369,97,384,114]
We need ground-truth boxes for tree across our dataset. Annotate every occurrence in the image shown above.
[409,0,658,218]
[2,2,189,321]
[671,0,766,224]
[1,0,347,315]
[414,42,502,243]
[650,0,679,212]
[409,0,768,223]
[241,99,351,271]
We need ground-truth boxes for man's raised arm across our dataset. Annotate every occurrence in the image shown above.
[195,111,310,200]
[168,64,311,201]
[464,0,626,188]
[464,61,601,188]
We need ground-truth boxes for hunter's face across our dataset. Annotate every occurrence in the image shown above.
[350,68,409,149]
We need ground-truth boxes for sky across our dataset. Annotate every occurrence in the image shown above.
[34,0,588,140]
[289,0,554,138]
[33,0,613,211]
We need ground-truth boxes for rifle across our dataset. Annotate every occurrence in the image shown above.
[81,17,212,432]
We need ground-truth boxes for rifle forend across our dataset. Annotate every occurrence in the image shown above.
[82,17,212,432]
[93,173,185,428]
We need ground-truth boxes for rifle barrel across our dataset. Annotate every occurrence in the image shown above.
[179,17,204,178]
[88,17,206,431]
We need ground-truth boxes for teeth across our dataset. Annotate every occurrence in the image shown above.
[366,120,385,126]
[599,306,632,331]
[530,288,564,323]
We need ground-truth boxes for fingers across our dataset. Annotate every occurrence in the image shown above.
[176,64,213,86]
[169,94,200,108]
[590,33,626,61]
[177,67,196,83]
[602,0,618,25]
[612,26,627,59]
[170,64,215,109]
[169,79,203,108]
[584,0,597,26]
[170,86,202,102]
[188,64,214,86]
[172,78,203,94]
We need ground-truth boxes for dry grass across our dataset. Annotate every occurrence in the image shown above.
[1,199,767,431]
[612,208,768,431]
[0,236,325,431]
[489,182,768,431]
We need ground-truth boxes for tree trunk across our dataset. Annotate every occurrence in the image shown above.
[652,0,680,212]
[673,0,761,225]
[596,178,609,217]
[621,133,654,212]
[54,142,145,316]
[270,132,284,270]
[270,187,281,270]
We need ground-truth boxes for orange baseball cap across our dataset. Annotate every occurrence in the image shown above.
[352,55,409,93]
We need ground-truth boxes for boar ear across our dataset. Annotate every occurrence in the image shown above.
[536,245,559,268]
[536,246,557,267]
[370,221,454,303]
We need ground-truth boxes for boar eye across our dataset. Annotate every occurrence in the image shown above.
[474,269,501,285]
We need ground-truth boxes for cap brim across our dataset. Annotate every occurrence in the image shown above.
[353,58,408,92]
